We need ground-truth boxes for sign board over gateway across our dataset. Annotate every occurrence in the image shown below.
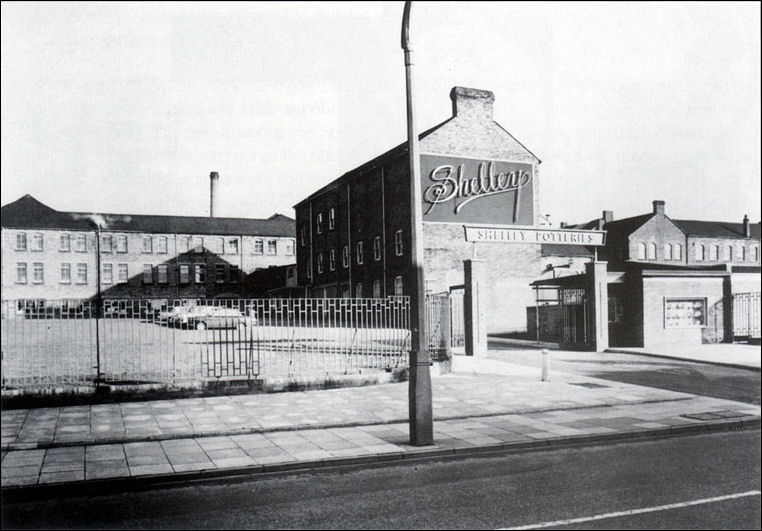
[464,225,606,246]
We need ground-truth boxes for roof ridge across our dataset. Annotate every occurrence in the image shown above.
[66,210,293,223]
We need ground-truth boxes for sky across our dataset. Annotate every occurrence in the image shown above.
[2,1,760,226]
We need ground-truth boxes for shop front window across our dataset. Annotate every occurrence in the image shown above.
[664,298,706,328]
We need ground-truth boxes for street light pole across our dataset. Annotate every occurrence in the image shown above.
[92,221,102,389]
[401,0,433,446]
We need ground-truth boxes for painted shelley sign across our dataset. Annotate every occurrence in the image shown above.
[420,154,534,225]
[464,226,606,246]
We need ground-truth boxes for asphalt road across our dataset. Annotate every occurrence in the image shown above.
[2,430,759,530]
[487,345,762,405]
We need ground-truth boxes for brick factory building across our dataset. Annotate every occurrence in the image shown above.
[1,185,297,305]
[295,86,543,333]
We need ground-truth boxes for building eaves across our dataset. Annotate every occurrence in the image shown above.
[1,195,295,237]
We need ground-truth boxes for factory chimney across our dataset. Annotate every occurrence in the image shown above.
[210,172,219,217]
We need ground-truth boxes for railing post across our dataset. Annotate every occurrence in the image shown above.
[443,295,451,361]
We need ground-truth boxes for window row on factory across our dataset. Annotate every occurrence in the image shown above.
[13,231,295,256]
[635,241,759,262]
[15,262,241,286]
[305,233,404,279]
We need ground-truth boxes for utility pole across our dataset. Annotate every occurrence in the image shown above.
[401,0,433,446]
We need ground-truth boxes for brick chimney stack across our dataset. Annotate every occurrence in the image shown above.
[599,210,614,230]
[743,214,750,238]
[210,172,219,218]
[450,87,494,120]
[653,200,665,216]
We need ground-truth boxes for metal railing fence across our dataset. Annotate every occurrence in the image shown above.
[1,297,410,393]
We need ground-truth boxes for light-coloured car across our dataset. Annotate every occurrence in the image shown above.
[158,306,192,325]
[170,305,218,328]
[185,307,257,330]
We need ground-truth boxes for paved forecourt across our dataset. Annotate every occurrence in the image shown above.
[1,363,760,490]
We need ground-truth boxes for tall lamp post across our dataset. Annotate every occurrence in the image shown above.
[89,219,103,389]
[401,0,433,446]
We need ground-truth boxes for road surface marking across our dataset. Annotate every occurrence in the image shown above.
[499,490,761,530]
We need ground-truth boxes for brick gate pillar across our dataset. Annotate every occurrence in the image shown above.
[464,259,487,357]
[723,269,733,343]
[585,261,609,352]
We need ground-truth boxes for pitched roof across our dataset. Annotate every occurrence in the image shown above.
[294,117,454,208]
[672,219,760,240]
[602,214,654,239]
[294,113,540,208]
[1,195,295,237]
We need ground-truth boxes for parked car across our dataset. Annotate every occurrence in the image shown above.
[158,306,193,325]
[169,305,217,328]
[184,307,256,330]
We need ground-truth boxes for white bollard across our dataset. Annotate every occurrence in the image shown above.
[541,349,550,382]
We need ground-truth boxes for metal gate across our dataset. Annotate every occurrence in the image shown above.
[425,292,451,361]
[733,292,761,339]
[449,286,465,349]
[559,288,588,346]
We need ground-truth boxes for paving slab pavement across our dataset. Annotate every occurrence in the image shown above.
[607,343,761,370]
[2,359,760,492]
